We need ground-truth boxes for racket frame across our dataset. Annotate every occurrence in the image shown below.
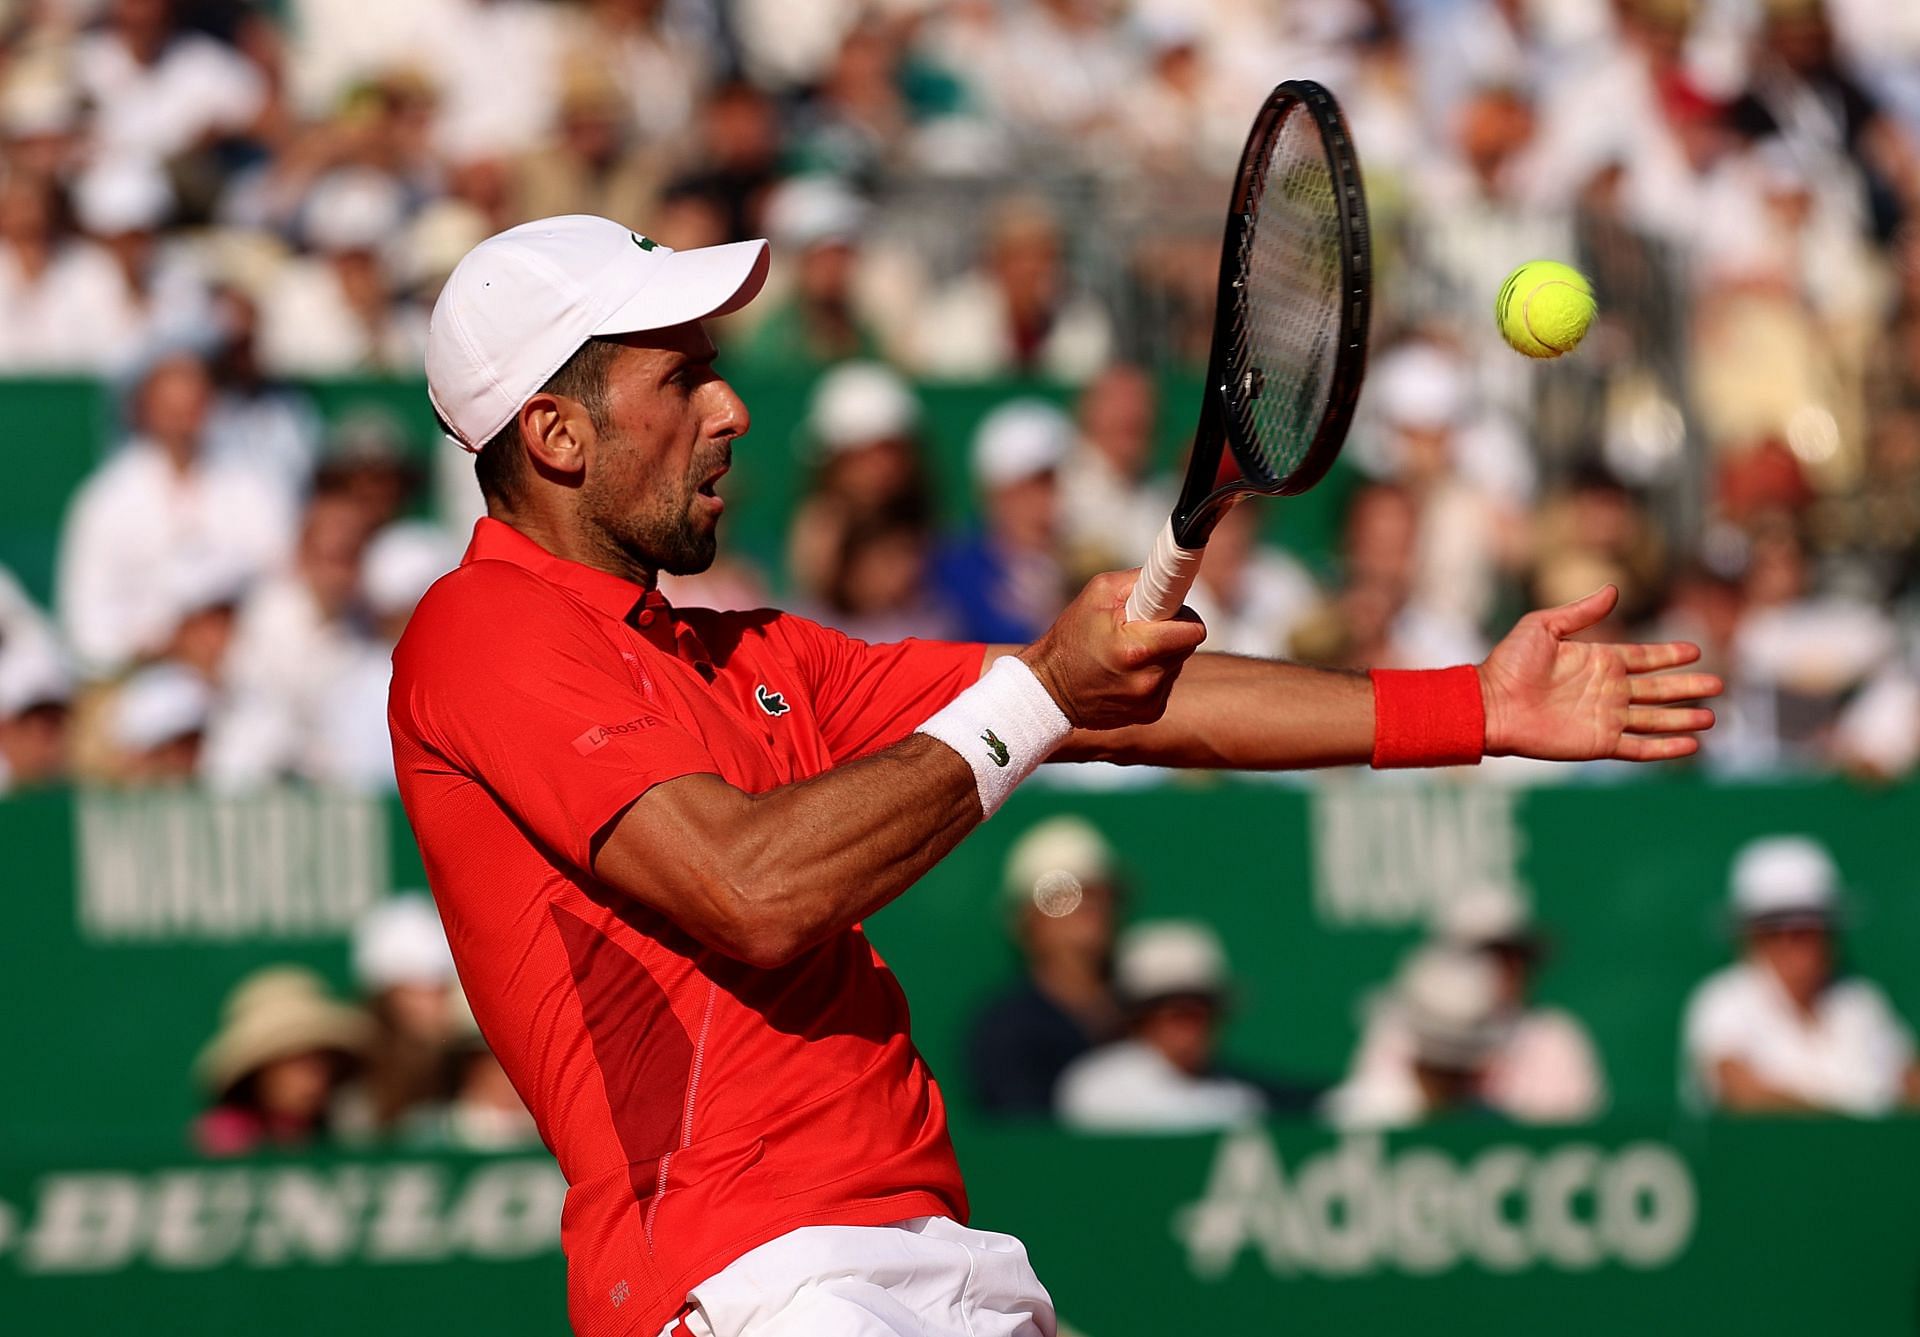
[1166,78,1372,552]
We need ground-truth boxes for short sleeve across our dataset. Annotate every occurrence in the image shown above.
[769,617,985,765]
[390,565,721,870]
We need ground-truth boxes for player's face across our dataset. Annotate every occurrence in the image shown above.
[584,323,749,577]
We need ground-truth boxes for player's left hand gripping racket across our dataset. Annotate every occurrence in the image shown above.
[1126,80,1372,622]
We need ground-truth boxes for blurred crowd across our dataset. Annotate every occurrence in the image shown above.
[194,894,538,1156]
[4,0,1920,795]
[973,815,1920,1131]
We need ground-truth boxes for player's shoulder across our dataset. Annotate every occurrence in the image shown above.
[397,559,598,669]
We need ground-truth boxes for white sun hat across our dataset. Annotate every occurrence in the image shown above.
[972,399,1073,489]
[1730,835,1841,927]
[352,893,457,993]
[426,214,770,452]
[808,361,920,454]
[1114,920,1231,1005]
[112,664,211,753]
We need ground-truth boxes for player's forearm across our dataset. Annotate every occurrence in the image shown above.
[592,735,980,968]
[1051,652,1377,770]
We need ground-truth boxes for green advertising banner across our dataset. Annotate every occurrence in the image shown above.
[5,777,1919,1151]
[4,1118,1918,1336]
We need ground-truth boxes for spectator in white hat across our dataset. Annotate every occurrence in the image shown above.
[1683,836,1920,1115]
[202,482,379,787]
[1338,884,1607,1126]
[0,632,73,794]
[0,170,141,373]
[1325,944,1514,1129]
[311,521,461,791]
[56,350,295,677]
[345,894,464,1134]
[1362,338,1529,636]
[110,661,213,781]
[786,361,934,601]
[968,816,1126,1116]
[933,399,1072,643]
[259,167,419,375]
[199,284,327,492]
[734,175,881,374]
[1056,919,1270,1133]
[71,155,215,368]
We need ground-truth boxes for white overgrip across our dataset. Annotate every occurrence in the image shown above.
[1125,518,1205,622]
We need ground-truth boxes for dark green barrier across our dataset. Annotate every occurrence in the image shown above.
[5,1117,1919,1335]
[7,778,1919,1153]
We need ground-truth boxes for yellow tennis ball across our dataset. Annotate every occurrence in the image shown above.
[1495,260,1595,359]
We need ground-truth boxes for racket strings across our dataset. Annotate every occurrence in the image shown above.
[1227,105,1345,488]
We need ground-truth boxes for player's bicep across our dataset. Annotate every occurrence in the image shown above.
[590,773,765,957]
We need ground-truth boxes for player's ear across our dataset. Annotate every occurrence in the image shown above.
[518,393,591,480]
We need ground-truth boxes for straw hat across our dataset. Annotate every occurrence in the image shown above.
[195,967,373,1097]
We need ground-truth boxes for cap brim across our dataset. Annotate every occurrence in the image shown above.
[594,239,770,338]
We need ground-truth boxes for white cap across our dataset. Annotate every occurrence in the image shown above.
[1730,836,1840,926]
[764,176,869,251]
[352,893,458,992]
[112,664,211,753]
[1436,883,1535,949]
[809,361,919,453]
[426,215,770,452]
[1397,945,1508,1070]
[362,522,461,617]
[1373,343,1465,431]
[1003,815,1116,913]
[303,168,408,255]
[73,156,173,235]
[1115,920,1230,1004]
[972,399,1072,488]
[0,636,72,716]
[162,555,251,624]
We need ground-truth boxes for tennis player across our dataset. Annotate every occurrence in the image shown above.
[391,216,1719,1337]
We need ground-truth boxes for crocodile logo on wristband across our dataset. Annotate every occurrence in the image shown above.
[981,729,1010,767]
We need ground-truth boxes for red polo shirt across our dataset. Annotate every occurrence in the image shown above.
[389,519,982,1336]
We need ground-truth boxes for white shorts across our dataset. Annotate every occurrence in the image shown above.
[662,1216,1057,1337]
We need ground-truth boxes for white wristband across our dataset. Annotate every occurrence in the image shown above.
[916,656,1072,818]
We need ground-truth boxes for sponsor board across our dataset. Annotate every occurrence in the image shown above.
[0,1158,564,1274]
[1177,1131,1695,1278]
[75,788,389,942]
[1311,783,1525,927]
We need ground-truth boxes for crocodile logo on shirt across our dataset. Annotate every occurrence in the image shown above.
[756,684,790,717]
[981,729,1010,767]
[630,233,658,251]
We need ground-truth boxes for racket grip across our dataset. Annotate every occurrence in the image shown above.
[1125,519,1205,622]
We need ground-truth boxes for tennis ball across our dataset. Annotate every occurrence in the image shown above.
[1495,260,1595,359]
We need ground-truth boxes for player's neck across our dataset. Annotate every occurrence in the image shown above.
[493,504,661,591]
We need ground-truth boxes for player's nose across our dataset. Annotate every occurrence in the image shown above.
[705,377,750,442]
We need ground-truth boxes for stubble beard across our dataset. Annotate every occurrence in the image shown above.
[584,440,724,580]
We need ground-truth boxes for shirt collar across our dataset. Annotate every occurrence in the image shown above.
[461,518,712,673]
[462,517,669,626]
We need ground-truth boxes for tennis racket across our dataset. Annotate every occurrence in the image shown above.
[1125,80,1372,622]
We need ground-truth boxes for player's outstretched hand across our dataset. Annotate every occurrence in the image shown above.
[1479,584,1722,763]
[1023,570,1208,730]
